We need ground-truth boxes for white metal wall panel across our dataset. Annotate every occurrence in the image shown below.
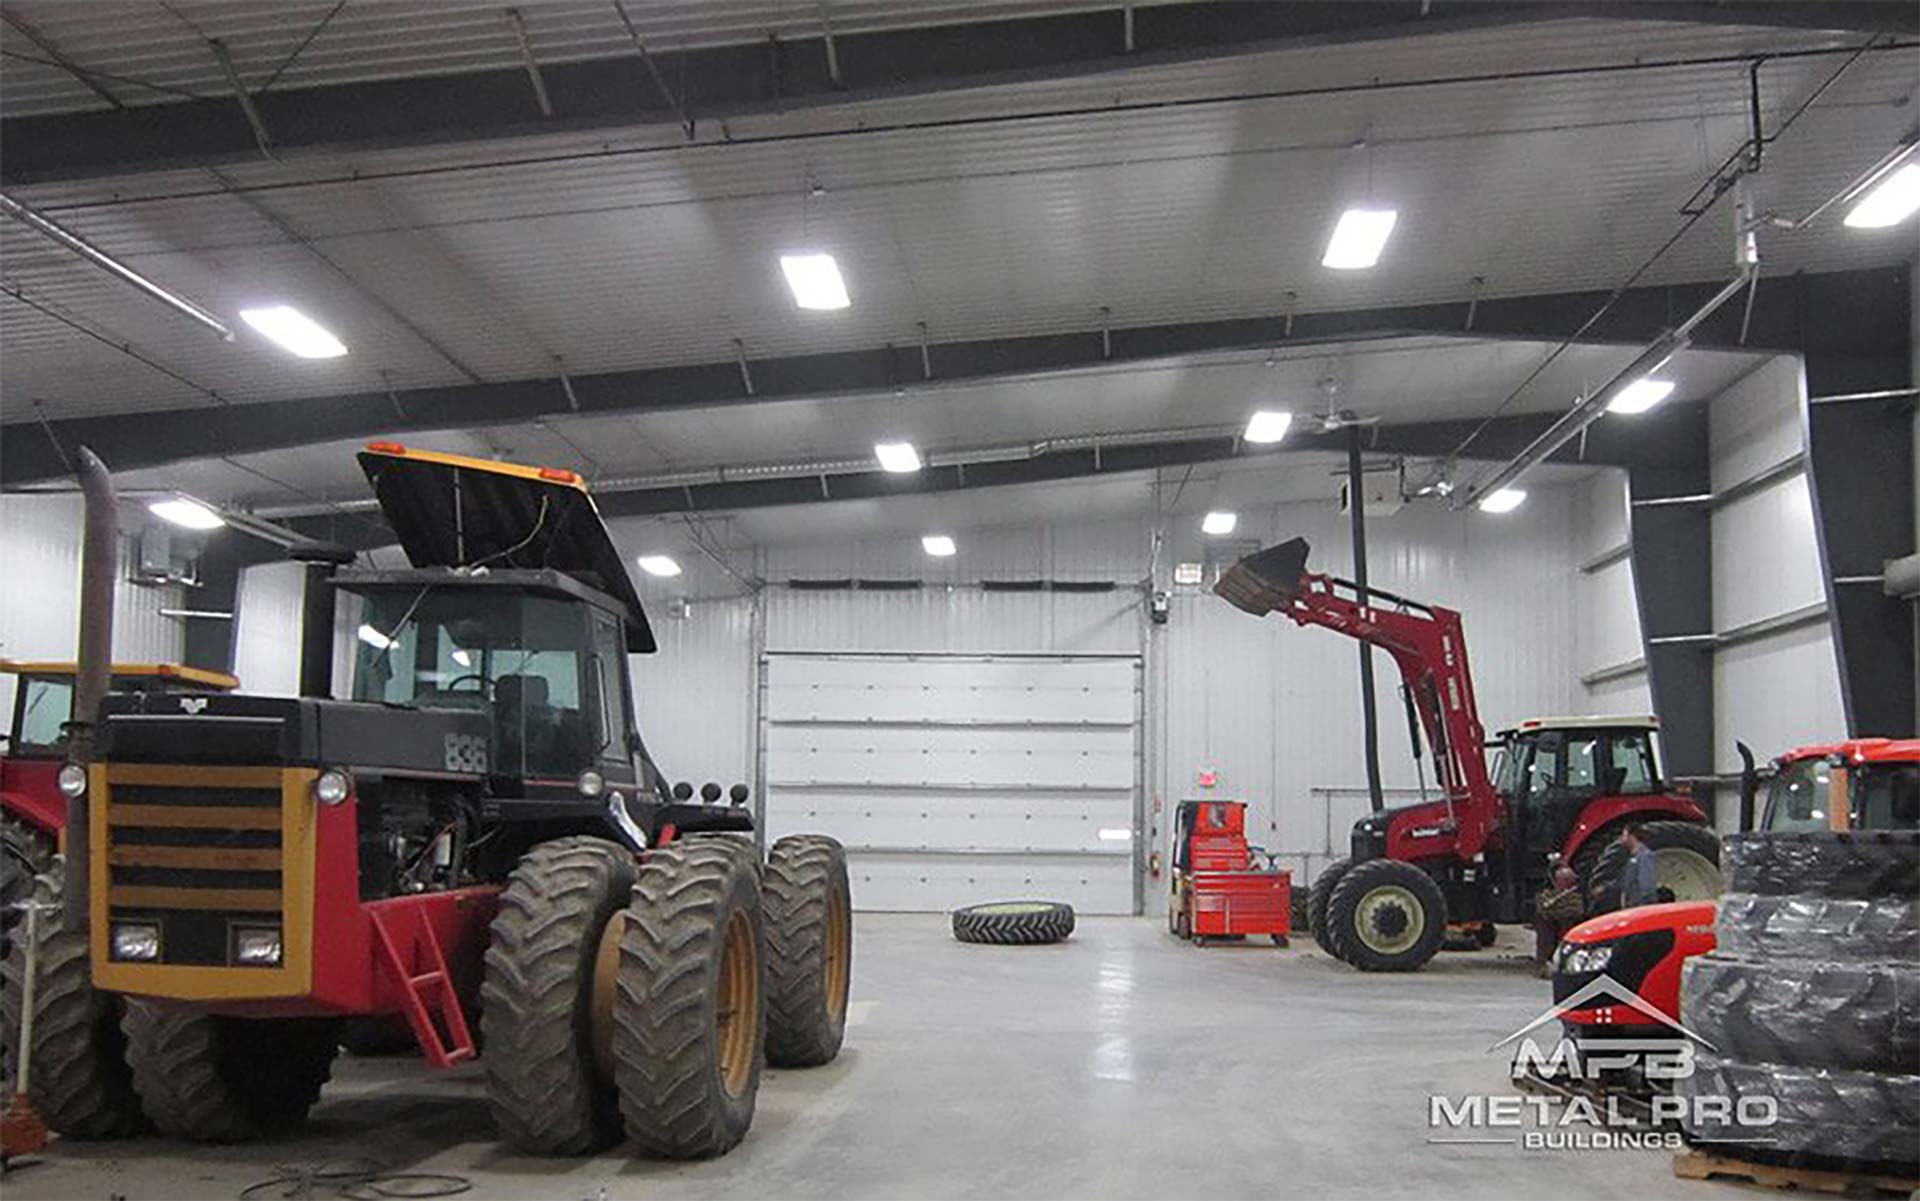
[0,495,183,722]
[231,561,305,697]
[1707,355,1844,773]
[632,597,758,794]
[762,653,1139,914]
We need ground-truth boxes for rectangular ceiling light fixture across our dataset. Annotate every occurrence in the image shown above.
[1201,510,1238,535]
[874,441,923,473]
[1477,488,1527,514]
[1608,378,1676,415]
[779,253,851,310]
[1243,410,1293,444]
[239,305,348,358]
[1321,208,1398,270]
[637,555,682,577]
[922,535,957,557]
[148,497,226,530]
[1843,163,1920,228]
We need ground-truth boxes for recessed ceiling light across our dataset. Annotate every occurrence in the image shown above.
[875,441,922,474]
[1843,163,1920,229]
[1322,208,1398,270]
[637,555,682,577]
[148,497,226,530]
[1608,378,1676,415]
[1201,510,1238,535]
[1244,410,1293,444]
[922,535,956,557]
[779,252,851,310]
[356,623,393,650]
[239,305,348,358]
[1478,488,1527,514]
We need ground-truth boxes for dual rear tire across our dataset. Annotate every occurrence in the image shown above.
[482,833,851,1160]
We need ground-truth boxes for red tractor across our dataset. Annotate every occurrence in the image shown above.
[1215,538,1720,972]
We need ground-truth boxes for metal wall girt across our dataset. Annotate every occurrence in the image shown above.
[8,266,1902,488]
[5,3,1912,185]
[1802,390,1917,737]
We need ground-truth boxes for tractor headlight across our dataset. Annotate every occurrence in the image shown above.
[57,762,88,799]
[110,922,161,962]
[232,925,283,966]
[313,769,351,806]
[576,769,605,798]
[1557,941,1615,974]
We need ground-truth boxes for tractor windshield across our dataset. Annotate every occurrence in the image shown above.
[12,674,74,754]
[350,587,630,781]
[1768,757,1920,832]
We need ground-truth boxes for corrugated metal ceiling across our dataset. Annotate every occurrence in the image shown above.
[0,14,1912,508]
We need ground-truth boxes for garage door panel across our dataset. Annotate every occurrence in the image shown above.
[763,653,1140,915]
[842,851,1132,913]
[765,790,1135,853]
[767,724,1135,788]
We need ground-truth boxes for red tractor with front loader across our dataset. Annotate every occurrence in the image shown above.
[1,443,852,1159]
[1215,538,1720,972]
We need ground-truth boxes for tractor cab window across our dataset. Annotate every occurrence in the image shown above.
[1523,733,1564,805]
[1762,758,1831,832]
[1605,730,1662,795]
[13,675,73,753]
[1855,765,1919,830]
[349,586,607,781]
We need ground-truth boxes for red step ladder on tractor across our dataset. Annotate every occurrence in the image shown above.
[1168,800,1291,946]
[369,900,477,1068]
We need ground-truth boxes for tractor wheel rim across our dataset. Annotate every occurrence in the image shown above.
[716,908,759,1099]
[589,910,624,1084]
[824,881,851,1024]
[1654,847,1722,901]
[1354,884,1425,955]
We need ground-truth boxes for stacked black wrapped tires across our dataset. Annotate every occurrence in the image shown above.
[1678,831,1919,1175]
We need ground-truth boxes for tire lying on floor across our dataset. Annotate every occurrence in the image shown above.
[1713,891,1920,963]
[1681,955,1919,1073]
[1722,830,1919,899]
[951,901,1075,945]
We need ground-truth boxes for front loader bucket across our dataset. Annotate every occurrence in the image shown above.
[1212,537,1312,616]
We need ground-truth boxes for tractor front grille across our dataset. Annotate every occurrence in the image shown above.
[102,771,285,967]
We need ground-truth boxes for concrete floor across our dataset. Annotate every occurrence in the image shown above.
[9,915,1749,1200]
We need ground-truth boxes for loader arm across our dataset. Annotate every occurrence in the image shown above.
[1215,539,1501,856]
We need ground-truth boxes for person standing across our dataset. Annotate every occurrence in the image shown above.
[1617,824,1660,909]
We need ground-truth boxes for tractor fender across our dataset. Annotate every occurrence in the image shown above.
[2,776,66,836]
[1559,794,1707,865]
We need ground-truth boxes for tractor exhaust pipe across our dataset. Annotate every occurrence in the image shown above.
[1214,538,1312,617]
[67,446,118,928]
[292,543,354,699]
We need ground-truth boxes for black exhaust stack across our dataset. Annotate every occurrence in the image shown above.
[67,446,118,928]
[292,543,355,698]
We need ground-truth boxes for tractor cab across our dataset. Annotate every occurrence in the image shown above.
[1490,717,1675,863]
[1748,738,1920,833]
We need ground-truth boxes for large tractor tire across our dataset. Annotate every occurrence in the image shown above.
[1,811,54,965]
[614,838,766,1159]
[481,835,638,1154]
[0,861,146,1138]
[1680,1052,1920,1171]
[951,901,1075,945]
[1724,830,1918,899]
[1715,891,1919,964]
[1307,858,1351,957]
[122,1005,340,1142]
[1682,955,1918,1074]
[763,835,852,1068]
[1581,821,1722,913]
[1324,859,1447,972]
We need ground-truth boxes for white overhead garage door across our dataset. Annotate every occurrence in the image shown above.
[759,653,1142,914]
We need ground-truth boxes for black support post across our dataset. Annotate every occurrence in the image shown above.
[1348,425,1385,814]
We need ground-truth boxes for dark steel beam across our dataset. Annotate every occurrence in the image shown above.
[3,2,1910,186]
[6,264,1907,489]
[278,406,1707,550]
[1802,383,1917,737]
